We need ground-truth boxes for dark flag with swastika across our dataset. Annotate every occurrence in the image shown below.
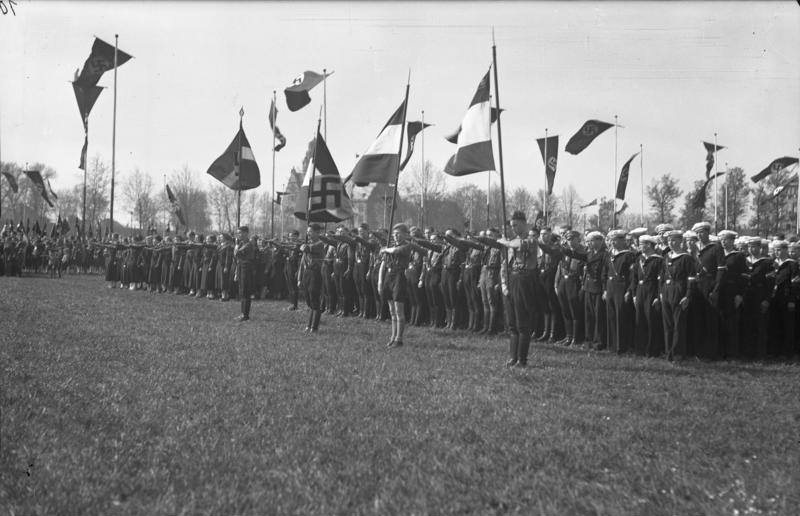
[751,156,799,183]
[615,151,639,200]
[702,141,725,178]
[536,135,559,195]
[565,120,613,155]
[77,37,133,87]
[294,130,353,223]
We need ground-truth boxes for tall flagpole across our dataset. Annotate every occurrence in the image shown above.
[492,29,508,237]
[724,161,729,229]
[420,108,425,228]
[640,143,644,227]
[796,150,800,235]
[323,68,327,140]
[109,34,119,235]
[543,127,548,225]
[613,114,618,229]
[237,107,243,228]
[387,71,411,244]
[271,90,277,237]
[713,132,718,231]
[82,114,88,236]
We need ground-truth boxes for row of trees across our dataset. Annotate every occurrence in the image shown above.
[1,157,797,238]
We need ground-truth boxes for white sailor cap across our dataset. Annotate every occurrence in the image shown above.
[587,231,604,240]
[665,230,684,239]
[655,223,674,234]
[691,221,712,232]
[629,227,648,238]
[683,230,699,240]
[638,234,658,245]
[718,230,738,240]
[608,229,627,239]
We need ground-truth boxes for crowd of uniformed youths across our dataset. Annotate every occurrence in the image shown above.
[3,213,800,367]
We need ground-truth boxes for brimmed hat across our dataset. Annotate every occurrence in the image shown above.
[691,221,712,232]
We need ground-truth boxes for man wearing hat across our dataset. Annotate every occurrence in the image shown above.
[234,226,257,321]
[717,230,747,358]
[298,223,326,332]
[770,240,797,357]
[475,227,504,335]
[353,224,374,319]
[555,230,585,346]
[743,236,774,359]
[563,230,608,350]
[604,229,637,354]
[691,221,725,359]
[661,230,697,361]
[632,234,664,356]
[497,211,540,367]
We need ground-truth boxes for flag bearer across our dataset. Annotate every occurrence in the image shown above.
[234,226,257,322]
[299,223,326,332]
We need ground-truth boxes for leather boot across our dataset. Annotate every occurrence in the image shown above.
[305,310,314,332]
[311,310,321,332]
[517,332,531,367]
[506,333,519,367]
[478,312,490,335]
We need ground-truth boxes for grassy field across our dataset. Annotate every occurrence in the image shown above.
[1,274,799,515]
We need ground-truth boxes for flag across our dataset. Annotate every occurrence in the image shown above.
[284,70,331,112]
[77,37,133,87]
[444,70,495,176]
[165,184,187,227]
[691,172,725,209]
[400,121,432,172]
[565,120,614,155]
[615,200,629,216]
[751,156,799,183]
[615,152,639,200]
[294,130,353,222]
[24,170,54,208]
[79,135,88,170]
[274,192,285,205]
[580,198,598,209]
[207,121,261,190]
[536,135,559,195]
[350,99,407,185]
[444,108,502,144]
[268,98,287,152]
[1,171,18,193]
[46,178,59,200]
[72,81,103,128]
[772,175,797,198]
[702,141,725,178]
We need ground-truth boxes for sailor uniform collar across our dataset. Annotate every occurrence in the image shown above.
[610,248,630,257]
[723,248,739,256]
[668,251,687,259]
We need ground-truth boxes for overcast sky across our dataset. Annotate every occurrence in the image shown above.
[1,1,798,214]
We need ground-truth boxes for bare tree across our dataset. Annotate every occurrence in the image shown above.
[121,168,156,231]
[646,173,683,224]
[716,166,750,231]
[170,164,210,233]
[400,159,447,227]
[559,185,583,229]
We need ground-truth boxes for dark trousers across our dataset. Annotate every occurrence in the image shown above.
[606,281,634,354]
[662,285,689,360]
[508,271,537,364]
[239,267,252,317]
[584,291,606,348]
[557,278,584,342]
[634,282,663,357]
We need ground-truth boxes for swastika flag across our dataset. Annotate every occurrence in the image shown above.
[294,130,353,222]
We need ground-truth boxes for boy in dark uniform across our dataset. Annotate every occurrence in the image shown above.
[631,235,664,357]
[692,222,725,359]
[234,226,257,321]
[299,223,326,332]
[770,240,797,357]
[744,237,773,359]
[555,230,585,346]
[717,230,747,359]
[603,230,637,354]
[660,231,697,361]
[379,223,428,347]
[563,231,608,350]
